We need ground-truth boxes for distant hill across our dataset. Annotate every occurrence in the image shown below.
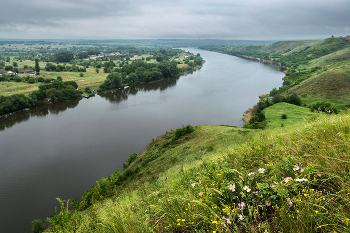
[202,36,350,103]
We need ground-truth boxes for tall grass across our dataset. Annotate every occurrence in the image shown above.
[45,113,350,232]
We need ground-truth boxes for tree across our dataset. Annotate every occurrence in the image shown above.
[12,61,18,67]
[102,72,122,90]
[95,68,99,73]
[35,59,40,75]
[54,51,74,62]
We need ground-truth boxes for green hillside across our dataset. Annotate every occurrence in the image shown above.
[42,113,350,232]
[36,38,350,232]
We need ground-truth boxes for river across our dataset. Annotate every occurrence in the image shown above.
[0,48,284,232]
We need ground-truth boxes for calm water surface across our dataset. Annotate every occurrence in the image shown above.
[0,48,284,232]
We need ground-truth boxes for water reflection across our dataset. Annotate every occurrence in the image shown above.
[98,76,180,103]
[0,75,181,131]
[0,98,80,131]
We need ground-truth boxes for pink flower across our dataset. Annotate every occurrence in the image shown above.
[287,198,293,205]
[284,177,292,183]
[258,168,265,173]
[317,174,322,177]
[191,183,195,187]
[265,201,271,206]
[199,192,203,196]
[273,181,278,184]
[293,165,299,171]
[239,175,243,180]
[238,202,245,210]
[229,184,235,192]
[238,215,244,220]
[300,168,304,172]
[248,172,254,176]
[223,216,230,224]
[253,191,258,194]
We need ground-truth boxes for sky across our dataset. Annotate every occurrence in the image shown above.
[0,0,349,40]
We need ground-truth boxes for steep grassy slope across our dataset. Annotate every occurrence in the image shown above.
[289,62,350,101]
[44,112,350,232]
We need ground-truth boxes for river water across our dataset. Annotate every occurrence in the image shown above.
[0,48,284,232]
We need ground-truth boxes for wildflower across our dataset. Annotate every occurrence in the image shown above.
[284,177,292,183]
[248,172,254,176]
[317,174,322,177]
[315,210,319,214]
[238,215,244,220]
[273,181,278,184]
[300,168,304,172]
[253,191,258,194]
[293,165,299,171]
[191,183,195,187]
[229,184,235,192]
[239,175,243,180]
[223,216,230,224]
[212,221,217,224]
[287,198,293,205]
[243,186,251,192]
[265,201,271,206]
[295,178,308,182]
[258,168,265,173]
[199,192,203,196]
[238,202,245,210]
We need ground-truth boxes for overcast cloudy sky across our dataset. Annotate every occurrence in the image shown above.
[1,0,349,40]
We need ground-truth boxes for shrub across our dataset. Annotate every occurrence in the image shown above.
[173,125,194,141]
[30,219,44,233]
[310,101,338,114]
[281,114,287,119]
[283,92,302,106]
[273,94,283,104]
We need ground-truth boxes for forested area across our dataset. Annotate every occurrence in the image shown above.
[0,80,82,115]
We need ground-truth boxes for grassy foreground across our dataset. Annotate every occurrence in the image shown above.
[43,111,350,232]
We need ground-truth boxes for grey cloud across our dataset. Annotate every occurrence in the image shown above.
[0,0,349,39]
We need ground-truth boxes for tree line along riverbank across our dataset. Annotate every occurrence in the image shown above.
[0,50,204,116]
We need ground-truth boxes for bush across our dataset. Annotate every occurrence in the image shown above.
[30,219,44,233]
[273,94,283,104]
[283,92,302,106]
[172,125,194,141]
[310,101,338,114]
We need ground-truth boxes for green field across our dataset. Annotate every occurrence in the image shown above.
[264,102,319,129]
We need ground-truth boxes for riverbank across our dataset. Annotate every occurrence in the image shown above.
[236,54,289,73]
